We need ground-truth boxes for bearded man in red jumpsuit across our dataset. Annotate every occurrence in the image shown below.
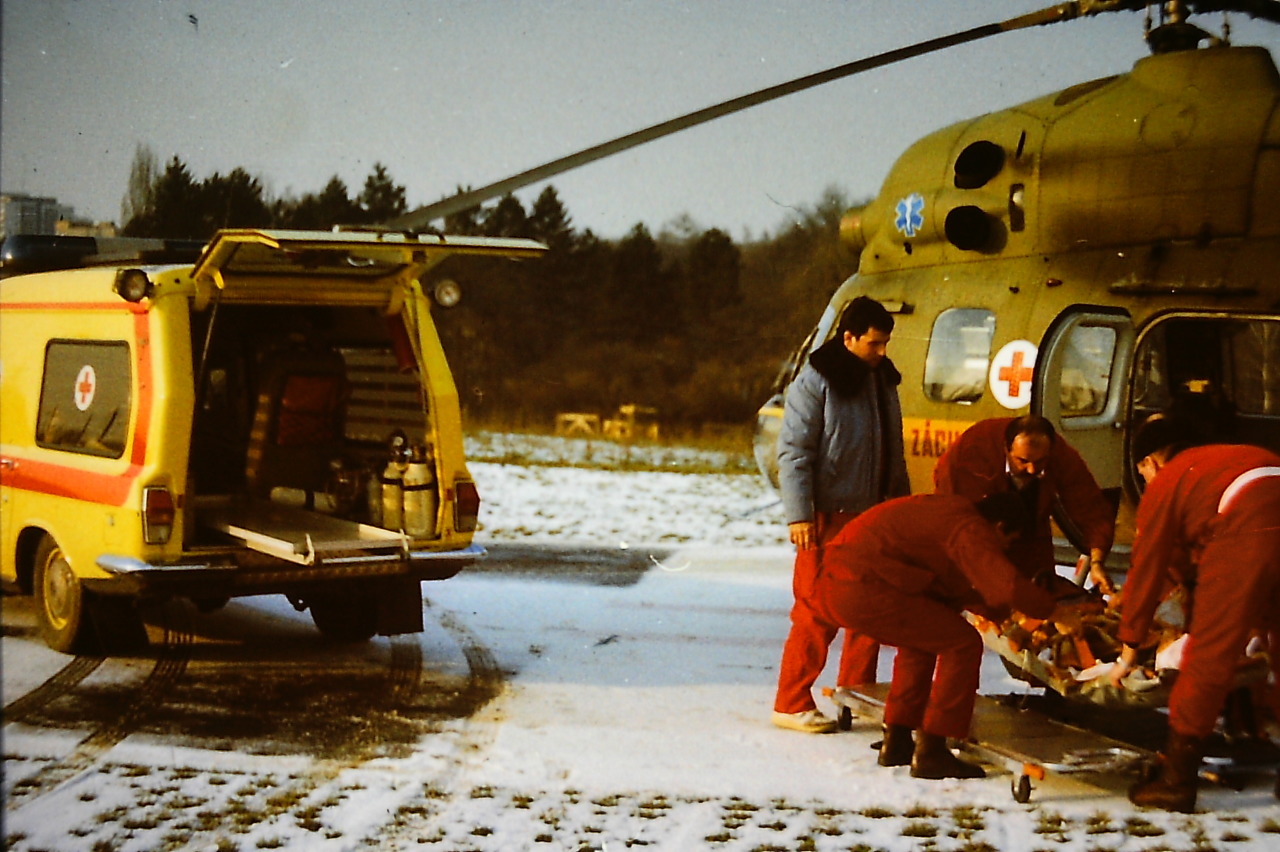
[933,415,1116,593]
[1109,417,1280,812]
[817,491,1066,779]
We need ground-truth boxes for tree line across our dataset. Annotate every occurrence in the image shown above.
[120,146,861,434]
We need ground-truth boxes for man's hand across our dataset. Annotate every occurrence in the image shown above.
[1108,644,1140,687]
[789,521,817,550]
[1088,548,1116,595]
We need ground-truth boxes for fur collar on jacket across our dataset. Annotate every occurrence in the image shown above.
[808,337,901,397]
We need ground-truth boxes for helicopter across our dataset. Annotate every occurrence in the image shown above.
[385,0,1280,567]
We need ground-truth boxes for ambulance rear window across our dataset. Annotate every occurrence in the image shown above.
[37,340,132,458]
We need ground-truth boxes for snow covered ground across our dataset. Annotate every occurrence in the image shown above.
[5,433,1280,851]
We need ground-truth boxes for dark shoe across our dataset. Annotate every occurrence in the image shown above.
[1129,730,1202,813]
[910,732,986,780]
[878,724,915,767]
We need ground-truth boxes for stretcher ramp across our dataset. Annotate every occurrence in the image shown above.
[202,498,403,565]
[830,684,1151,802]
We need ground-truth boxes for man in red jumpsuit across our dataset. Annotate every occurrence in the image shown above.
[1109,417,1280,812]
[817,492,1066,779]
[933,415,1116,593]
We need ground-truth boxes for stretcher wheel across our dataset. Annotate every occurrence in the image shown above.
[1013,774,1033,803]
[837,706,853,731]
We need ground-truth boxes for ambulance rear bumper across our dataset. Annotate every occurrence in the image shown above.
[89,544,485,597]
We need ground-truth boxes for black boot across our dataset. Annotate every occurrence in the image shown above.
[910,732,985,779]
[878,724,915,767]
[1129,730,1203,813]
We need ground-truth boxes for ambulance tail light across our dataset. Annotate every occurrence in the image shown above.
[143,486,176,544]
[454,480,481,533]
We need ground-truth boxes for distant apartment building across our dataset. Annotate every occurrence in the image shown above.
[1,193,116,238]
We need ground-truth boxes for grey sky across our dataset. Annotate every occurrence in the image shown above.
[4,1,1279,240]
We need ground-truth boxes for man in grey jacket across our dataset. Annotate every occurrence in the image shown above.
[772,295,910,733]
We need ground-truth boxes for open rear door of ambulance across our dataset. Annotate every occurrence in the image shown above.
[189,229,544,566]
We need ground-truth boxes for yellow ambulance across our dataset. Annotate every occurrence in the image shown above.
[0,229,542,653]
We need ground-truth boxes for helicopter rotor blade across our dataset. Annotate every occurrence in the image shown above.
[383,0,1274,231]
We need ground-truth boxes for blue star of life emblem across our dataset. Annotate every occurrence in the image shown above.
[895,193,925,238]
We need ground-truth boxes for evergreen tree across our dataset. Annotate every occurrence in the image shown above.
[684,227,741,317]
[122,155,204,238]
[274,176,360,229]
[606,223,681,342]
[202,168,271,232]
[482,193,529,237]
[528,186,575,252]
[357,162,407,224]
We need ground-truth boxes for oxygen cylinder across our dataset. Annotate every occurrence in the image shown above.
[402,443,438,538]
[380,457,405,532]
[379,431,410,531]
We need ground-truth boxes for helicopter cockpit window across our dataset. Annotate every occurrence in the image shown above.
[1059,325,1116,418]
[924,308,995,404]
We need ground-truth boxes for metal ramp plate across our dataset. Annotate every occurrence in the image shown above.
[202,499,403,565]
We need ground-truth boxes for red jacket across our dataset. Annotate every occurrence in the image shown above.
[1118,443,1280,647]
[823,494,1057,620]
[932,417,1114,578]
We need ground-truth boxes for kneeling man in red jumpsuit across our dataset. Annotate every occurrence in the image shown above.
[1109,417,1280,812]
[817,492,1068,779]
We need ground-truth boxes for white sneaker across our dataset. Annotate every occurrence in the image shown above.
[772,709,838,734]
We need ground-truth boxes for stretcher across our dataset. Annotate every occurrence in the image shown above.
[827,683,1280,803]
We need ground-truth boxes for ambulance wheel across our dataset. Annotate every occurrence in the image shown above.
[309,593,378,642]
[33,535,95,654]
[1013,774,1033,804]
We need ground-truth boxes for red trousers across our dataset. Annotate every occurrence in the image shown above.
[1168,482,1280,738]
[774,513,881,714]
[813,572,983,740]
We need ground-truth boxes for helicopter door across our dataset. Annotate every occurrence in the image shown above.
[1033,307,1134,492]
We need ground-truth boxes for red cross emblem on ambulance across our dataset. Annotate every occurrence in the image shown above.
[988,340,1037,410]
[74,365,97,412]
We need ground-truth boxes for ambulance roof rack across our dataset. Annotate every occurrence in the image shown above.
[0,234,207,277]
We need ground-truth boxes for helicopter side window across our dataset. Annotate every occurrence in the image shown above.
[923,308,995,404]
[1059,325,1116,418]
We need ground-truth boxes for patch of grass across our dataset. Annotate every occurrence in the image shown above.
[1084,812,1115,835]
[1034,810,1071,840]
[859,806,896,819]
[951,805,985,835]
[902,820,939,838]
[95,805,131,825]
[1123,816,1165,838]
